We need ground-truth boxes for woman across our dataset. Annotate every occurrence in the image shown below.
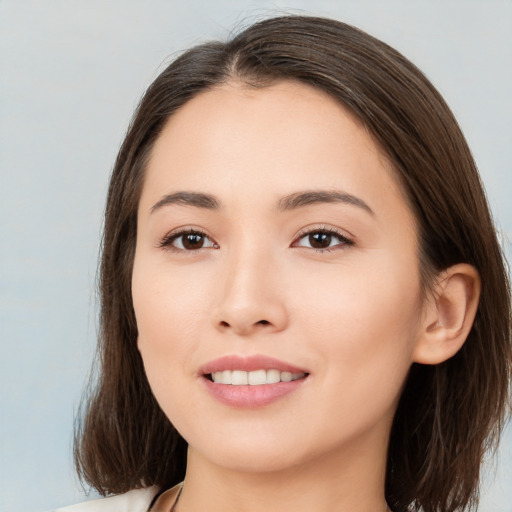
[59,15,511,512]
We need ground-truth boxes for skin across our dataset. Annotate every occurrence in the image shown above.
[132,80,479,512]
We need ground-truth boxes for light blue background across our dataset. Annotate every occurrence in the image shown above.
[1,1,511,511]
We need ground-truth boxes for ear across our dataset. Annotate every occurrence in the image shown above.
[413,263,481,365]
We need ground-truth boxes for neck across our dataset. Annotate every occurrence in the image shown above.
[176,433,390,512]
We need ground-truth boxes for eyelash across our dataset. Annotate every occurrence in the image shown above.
[293,226,354,253]
[158,226,354,254]
[158,228,218,253]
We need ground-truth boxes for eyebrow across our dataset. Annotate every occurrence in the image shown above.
[150,189,373,215]
[275,190,374,215]
[151,191,220,212]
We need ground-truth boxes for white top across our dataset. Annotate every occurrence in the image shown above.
[52,487,159,512]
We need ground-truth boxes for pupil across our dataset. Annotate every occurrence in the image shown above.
[184,233,204,249]
[309,232,331,248]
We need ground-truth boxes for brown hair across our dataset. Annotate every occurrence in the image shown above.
[75,15,512,512]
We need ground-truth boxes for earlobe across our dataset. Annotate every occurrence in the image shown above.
[413,264,481,365]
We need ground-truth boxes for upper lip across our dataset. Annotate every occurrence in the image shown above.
[200,355,308,375]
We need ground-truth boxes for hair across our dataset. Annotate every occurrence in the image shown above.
[74,15,511,512]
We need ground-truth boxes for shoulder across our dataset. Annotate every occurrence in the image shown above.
[52,487,159,512]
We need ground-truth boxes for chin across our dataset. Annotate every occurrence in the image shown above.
[199,444,307,474]
[184,427,312,474]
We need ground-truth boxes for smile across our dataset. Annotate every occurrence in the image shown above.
[211,369,306,385]
[201,355,309,407]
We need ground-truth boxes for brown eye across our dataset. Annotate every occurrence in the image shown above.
[181,233,206,249]
[308,232,332,249]
[294,229,353,252]
[161,230,217,251]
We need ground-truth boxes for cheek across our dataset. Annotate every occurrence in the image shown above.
[296,251,422,385]
[133,254,209,344]
[132,254,221,423]
[292,269,421,441]
[132,260,219,441]
[303,262,419,318]
[132,258,194,389]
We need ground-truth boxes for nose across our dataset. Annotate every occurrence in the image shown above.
[212,248,288,337]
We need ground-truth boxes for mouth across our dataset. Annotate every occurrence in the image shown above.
[206,369,307,385]
[200,355,309,407]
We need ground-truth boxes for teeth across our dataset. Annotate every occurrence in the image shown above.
[232,370,248,385]
[266,369,280,384]
[280,371,292,382]
[248,369,266,385]
[211,369,306,385]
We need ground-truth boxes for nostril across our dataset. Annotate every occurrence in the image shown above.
[216,318,273,332]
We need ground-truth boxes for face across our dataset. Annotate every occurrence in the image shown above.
[132,81,424,474]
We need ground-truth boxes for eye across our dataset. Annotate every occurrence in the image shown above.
[293,228,353,252]
[159,229,218,251]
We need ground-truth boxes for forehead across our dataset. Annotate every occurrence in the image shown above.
[140,80,411,225]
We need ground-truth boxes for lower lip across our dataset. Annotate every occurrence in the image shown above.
[203,377,307,408]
